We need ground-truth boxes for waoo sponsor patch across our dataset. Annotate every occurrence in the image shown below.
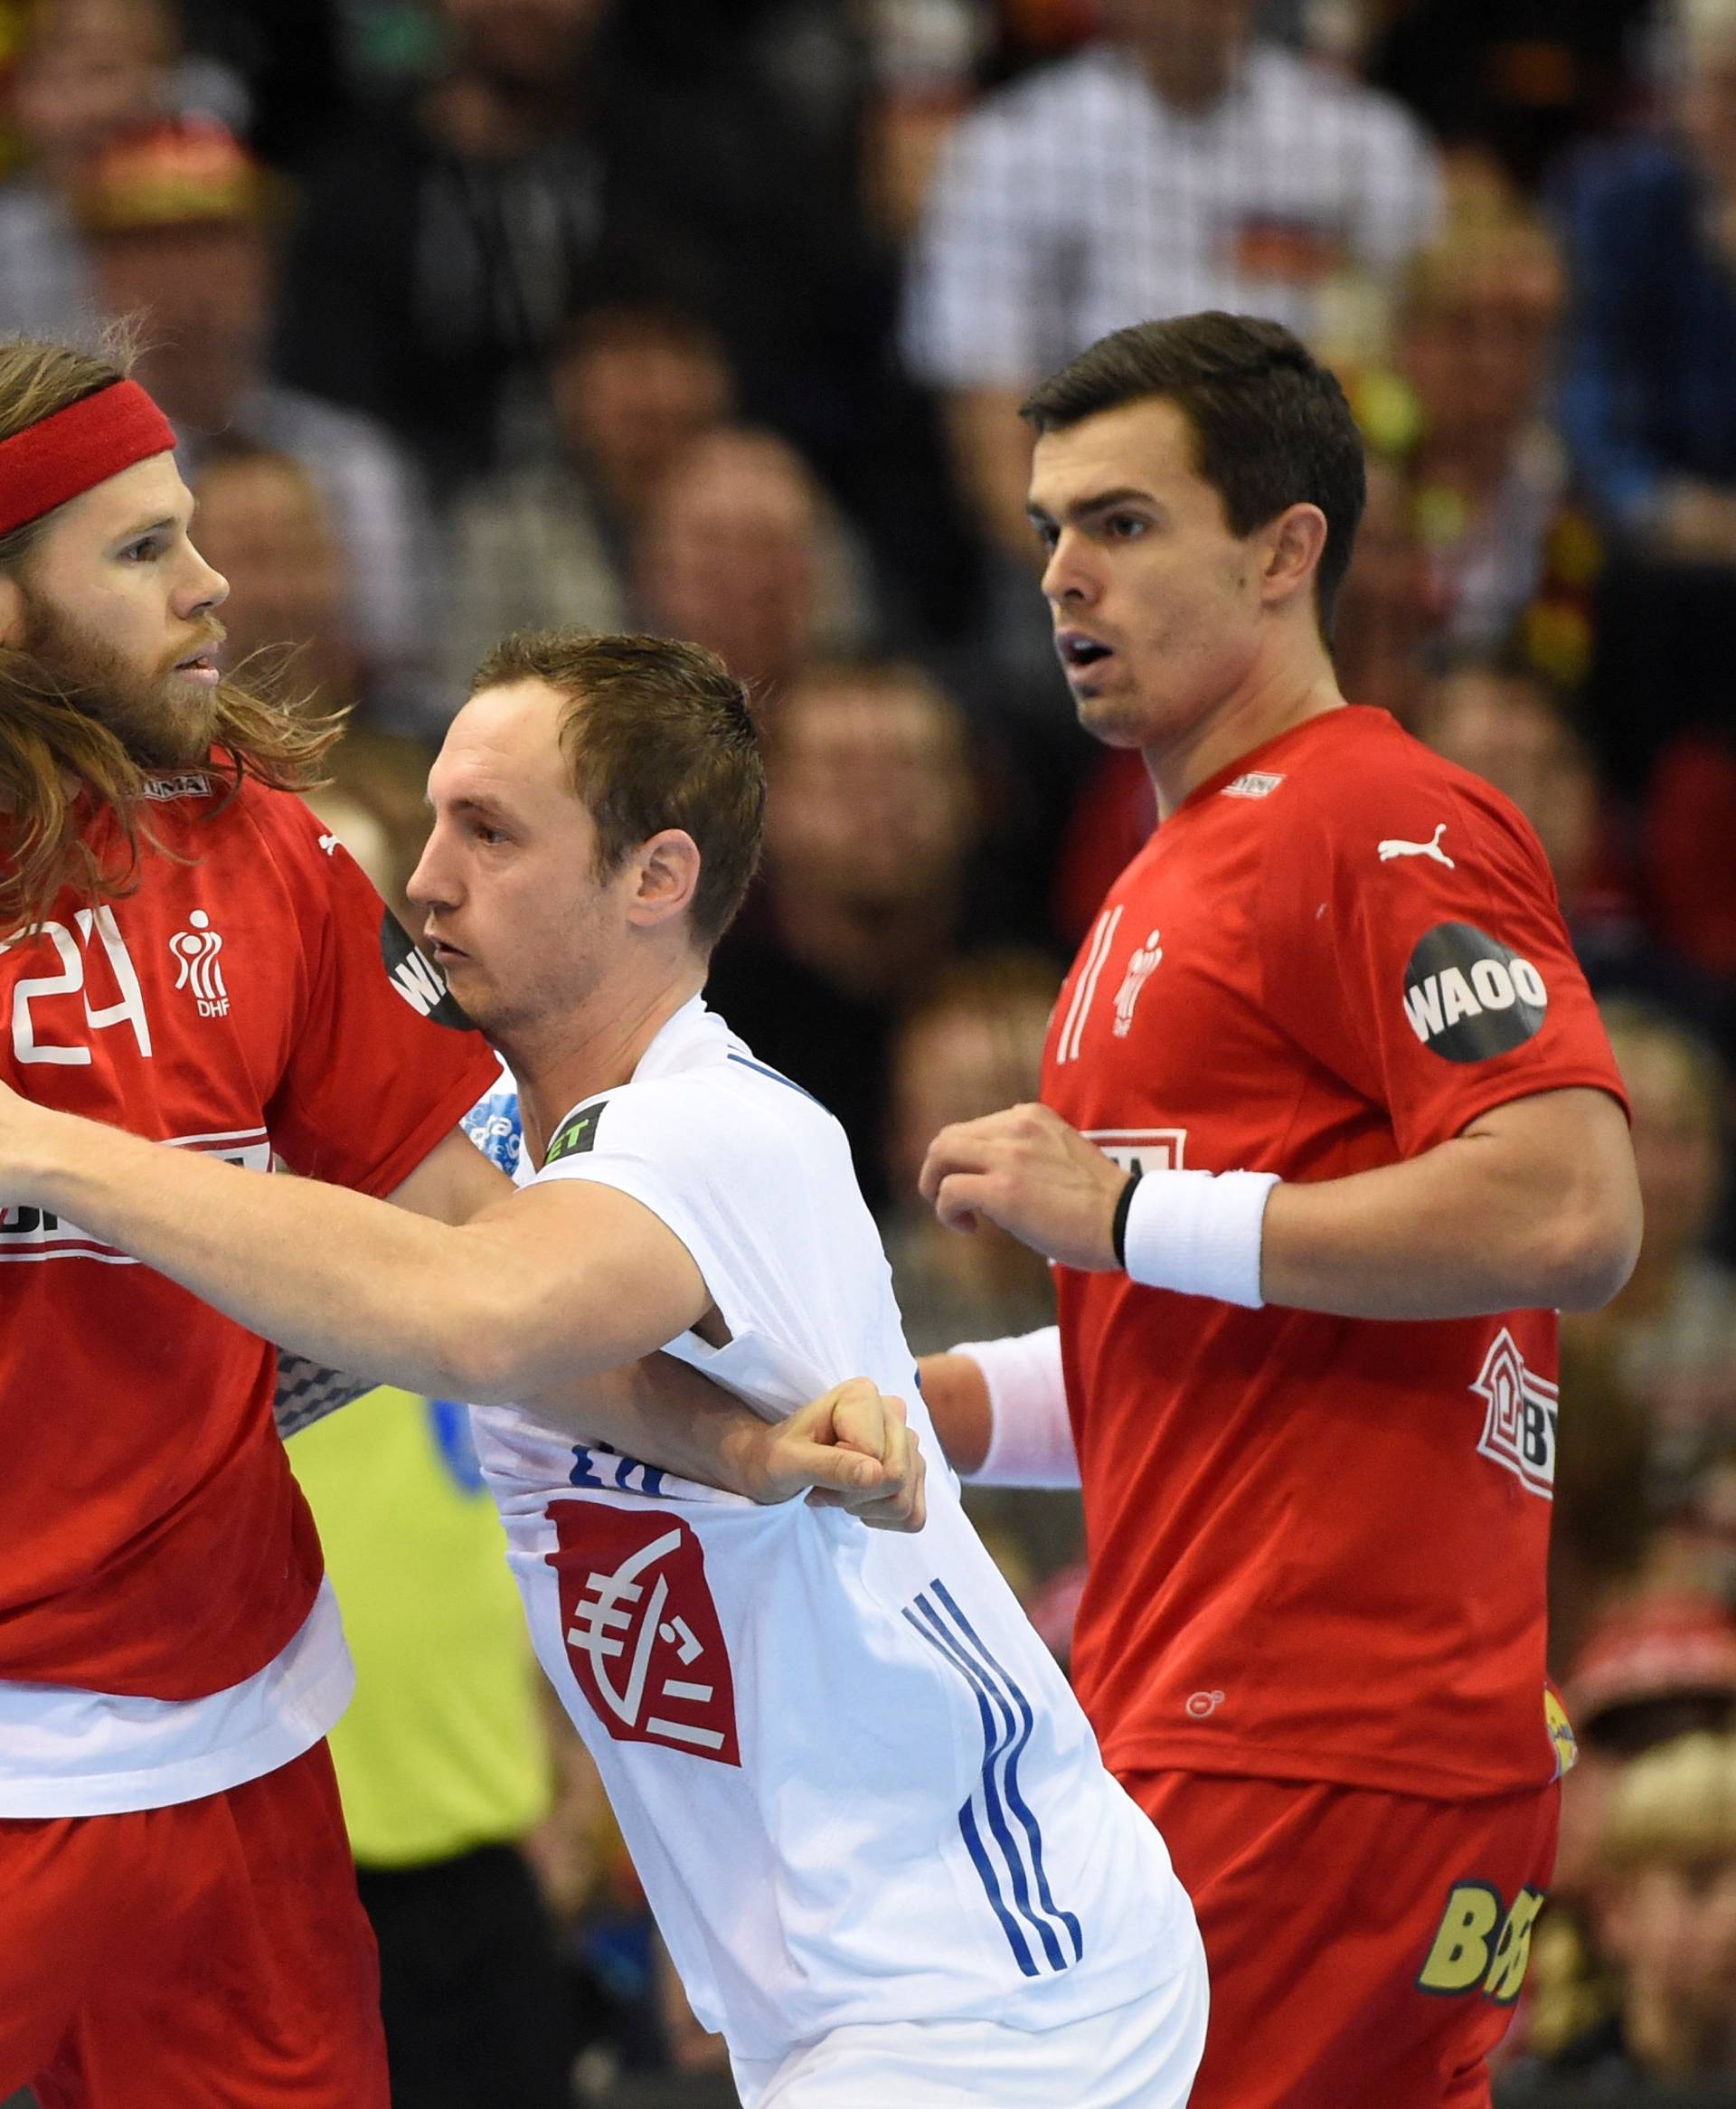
[1402,923,1547,1062]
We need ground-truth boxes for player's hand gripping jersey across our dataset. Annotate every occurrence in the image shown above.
[0,770,496,1714]
[468,1001,1197,2068]
[1044,708,1626,1799]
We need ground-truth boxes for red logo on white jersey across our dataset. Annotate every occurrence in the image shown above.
[546,1503,741,1766]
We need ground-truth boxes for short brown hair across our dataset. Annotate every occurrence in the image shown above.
[469,629,764,950]
[1022,312,1367,634]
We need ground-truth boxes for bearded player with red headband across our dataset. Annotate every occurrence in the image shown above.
[0,337,919,2109]
[918,316,1644,2108]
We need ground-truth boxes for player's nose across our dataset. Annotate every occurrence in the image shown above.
[1040,530,1097,608]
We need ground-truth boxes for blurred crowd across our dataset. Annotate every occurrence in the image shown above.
[5,0,1735,2101]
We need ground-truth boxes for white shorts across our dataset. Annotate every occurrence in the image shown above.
[730,1939,1208,2109]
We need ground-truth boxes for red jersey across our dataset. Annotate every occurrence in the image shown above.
[1043,708,1627,1802]
[0,768,497,1698]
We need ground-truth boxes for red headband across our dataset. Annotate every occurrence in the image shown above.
[0,380,177,539]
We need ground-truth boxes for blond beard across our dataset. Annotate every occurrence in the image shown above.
[20,589,224,771]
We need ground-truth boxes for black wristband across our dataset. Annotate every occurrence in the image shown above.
[1109,1165,1143,1270]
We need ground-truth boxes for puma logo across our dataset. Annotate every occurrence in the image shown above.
[1378,822,1454,868]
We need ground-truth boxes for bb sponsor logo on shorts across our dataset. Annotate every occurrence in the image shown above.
[1085,1127,1187,1176]
[546,1502,741,1766]
[1471,1329,1557,1499]
[1417,1882,1546,2006]
[1402,923,1547,1062]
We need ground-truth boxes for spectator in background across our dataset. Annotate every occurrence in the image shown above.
[1556,0,1736,897]
[1515,1596,1736,2087]
[878,948,1084,1603]
[271,0,618,489]
[1416,656,1736,1052]
[0,0,177,336]
[1375,186,1599,676]
[880,950,1063,1355]
[901,0,1440,565]
[630,427,870,707]
[1525,1730,1736,2095]
[1317,450,1440,727]
[707,659,986,1210]
[442,302,734,694]
[1567,1002,1736,1490]
[187,444,440,920]
[74,116,443,733]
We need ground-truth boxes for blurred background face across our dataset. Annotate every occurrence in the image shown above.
[1098,0,1258,69]
[1323,459,1436,726]
[1421,670,1598,891]
[90,221,271,415]
[887,987,1055,1202]
[553,310,733,517]
[10,0,172,172]
[1609,1857,1736,2029]
[190,454,350,681]
[635,433,821,692]
[1606,1023,1725,1268]
[1397,233,1564,453]
[438,0,612,87]
[764,673,976,908]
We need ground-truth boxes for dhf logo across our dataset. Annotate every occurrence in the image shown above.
[169,910,228,1017]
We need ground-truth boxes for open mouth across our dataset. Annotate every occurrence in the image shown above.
[172,649,221,683]
[1056,633,1113,671]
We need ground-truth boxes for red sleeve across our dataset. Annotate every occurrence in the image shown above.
[1257,747,1629,1158]
[250,791,499,1192]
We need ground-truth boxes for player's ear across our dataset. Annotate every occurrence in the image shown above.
[627,828,702,932]
[1260,503,1328,612]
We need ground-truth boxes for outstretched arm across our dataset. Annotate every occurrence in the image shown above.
[920,1087,1640,1321]
[0,1091,923,1521]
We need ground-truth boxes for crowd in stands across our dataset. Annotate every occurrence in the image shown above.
[4,0,1734,2101]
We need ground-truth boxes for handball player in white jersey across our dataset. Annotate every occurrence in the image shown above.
[0,629,1206,2107]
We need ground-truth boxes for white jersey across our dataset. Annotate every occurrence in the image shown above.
[471,999,1197,2066]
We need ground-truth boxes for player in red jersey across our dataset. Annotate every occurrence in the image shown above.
[914,315,1643,2109]
[0,336,915,2109]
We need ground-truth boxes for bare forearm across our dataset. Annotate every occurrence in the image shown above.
[1260,1097,1639,1319]
[524,1357,770,1494]
[26,1111,535,1399]
[914,1352,994,1476]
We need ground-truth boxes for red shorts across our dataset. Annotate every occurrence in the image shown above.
[0,1739,389,2109]
[1125,1769,1559,2109]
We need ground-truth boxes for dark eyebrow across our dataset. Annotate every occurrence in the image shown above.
[1026,485,1160,530]
[448,794,512,823]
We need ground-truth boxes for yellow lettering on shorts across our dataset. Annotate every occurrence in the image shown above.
[1483,1887,1546,2004]
[1416,1883,1503,1994]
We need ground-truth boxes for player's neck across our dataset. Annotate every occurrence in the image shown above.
[508,963,706,1168]
[1144,648,1344,819]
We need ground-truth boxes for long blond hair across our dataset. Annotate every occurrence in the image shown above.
[0,331,340,936]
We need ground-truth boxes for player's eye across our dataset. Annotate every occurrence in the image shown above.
[473,823,506,846]
[1032,522,1059,554]
[121,536,165,563]
[1105,513,1146,541]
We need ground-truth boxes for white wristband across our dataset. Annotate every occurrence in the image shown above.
[947,1326,1078,1489]
[1120,1169,1278,1308]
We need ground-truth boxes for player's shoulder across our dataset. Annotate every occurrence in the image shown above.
[1269,707,1538,856]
